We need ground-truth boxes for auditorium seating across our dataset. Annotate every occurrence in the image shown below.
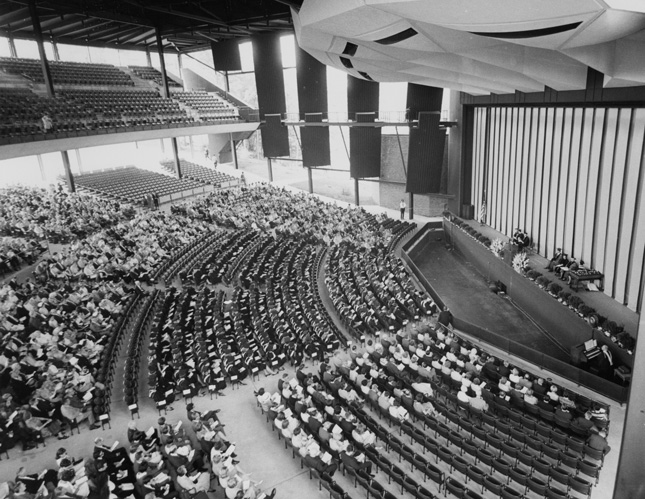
[326,244,435,337]
[160,159,238,187]
[332,329,611,497]
[129,65,182,88]
[0,85,247,141]
[61,89,191,127]
[74,166,204,204]
[146,227,347,406]
[0,175,616,498]
[170,90,239,121]
[0,57,133,86]
[0,236,46,276]
[0,87,91,138]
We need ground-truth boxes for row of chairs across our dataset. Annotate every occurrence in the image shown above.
[75,167,204,203]
[160,159,238,187]
[123,290,160,407]
[129,65,182,88]
[335,354,600,499]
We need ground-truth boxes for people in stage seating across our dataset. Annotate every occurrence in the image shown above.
[512,228,530,251]
[546,248,567,272]
[565,260,587,285]
[557,257,580,281]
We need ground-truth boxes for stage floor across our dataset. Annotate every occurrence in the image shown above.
[409,230,571,362]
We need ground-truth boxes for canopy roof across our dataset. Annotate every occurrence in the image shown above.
[0,0,303,53]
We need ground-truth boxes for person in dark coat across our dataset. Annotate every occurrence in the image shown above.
[437,306,453,329]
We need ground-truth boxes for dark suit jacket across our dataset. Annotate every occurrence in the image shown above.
[340,452,372,473]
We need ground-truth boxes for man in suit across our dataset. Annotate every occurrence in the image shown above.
[587,430,611,454]
[340,445,373,475]
[546,248,566,271]
[437,306,453,329]
[557,257,579,280]
[597,345,614,379]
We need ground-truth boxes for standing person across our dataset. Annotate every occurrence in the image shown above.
[153,193,159,210]
[399,199,406,219]
[42,114,53,133]
[437,306,453,329]
[240,172,246,186]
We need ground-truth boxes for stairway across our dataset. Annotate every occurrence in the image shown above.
[0,71,32,89]
[117,66,158,90]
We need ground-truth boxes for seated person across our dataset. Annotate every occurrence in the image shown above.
[546,248,566,272]
[512,229,530,250]
[566,260,587,284]
[557,257,579,279]
[587,430,611,455]
[469,392,488,412]
[175,465,211,495]
[340,445,373,475]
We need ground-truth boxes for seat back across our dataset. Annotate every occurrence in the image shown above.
[484,475,504,495]
[568,475,592,496]
[445,478,465,499]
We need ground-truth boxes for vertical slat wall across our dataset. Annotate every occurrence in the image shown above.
[471,105,645,312]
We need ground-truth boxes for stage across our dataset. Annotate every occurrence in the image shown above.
[407,228,570,362]
[402,221,631,402]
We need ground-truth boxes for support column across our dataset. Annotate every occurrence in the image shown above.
[37,154,45,182]
[189,136,194,158]
[61,151,75,193]
[155,27,170,99]
[307,167,313,194]
[160,138,165,153]
[52,41,60,61]
[28,0,54,97]
[267,157,273,182]
[354,177,359,206]
[75,149,83,174]
[614,300,645,498]
[224,71,230,92]
[7,32,17,58]
[170,137,181,178]
[145,46,152,67]
[230,133,238,169]
[409,192,414,220]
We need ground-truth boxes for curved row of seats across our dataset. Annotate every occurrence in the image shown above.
[129,65,182,88]
[171,90,239,121]
[160,159,238,187]
[75,166,204,204]
[334,332,608,499]
[326,245,435,337]
[62,89,190,126]
[383,218,416,251]
[147,231,347,403]
[123,290,160,407]
[0,57,133,86]
[258,394,367,499]
[0,86,246,140]
[326,358,593,499]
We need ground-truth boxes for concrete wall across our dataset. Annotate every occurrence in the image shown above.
[379,134,451,217]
